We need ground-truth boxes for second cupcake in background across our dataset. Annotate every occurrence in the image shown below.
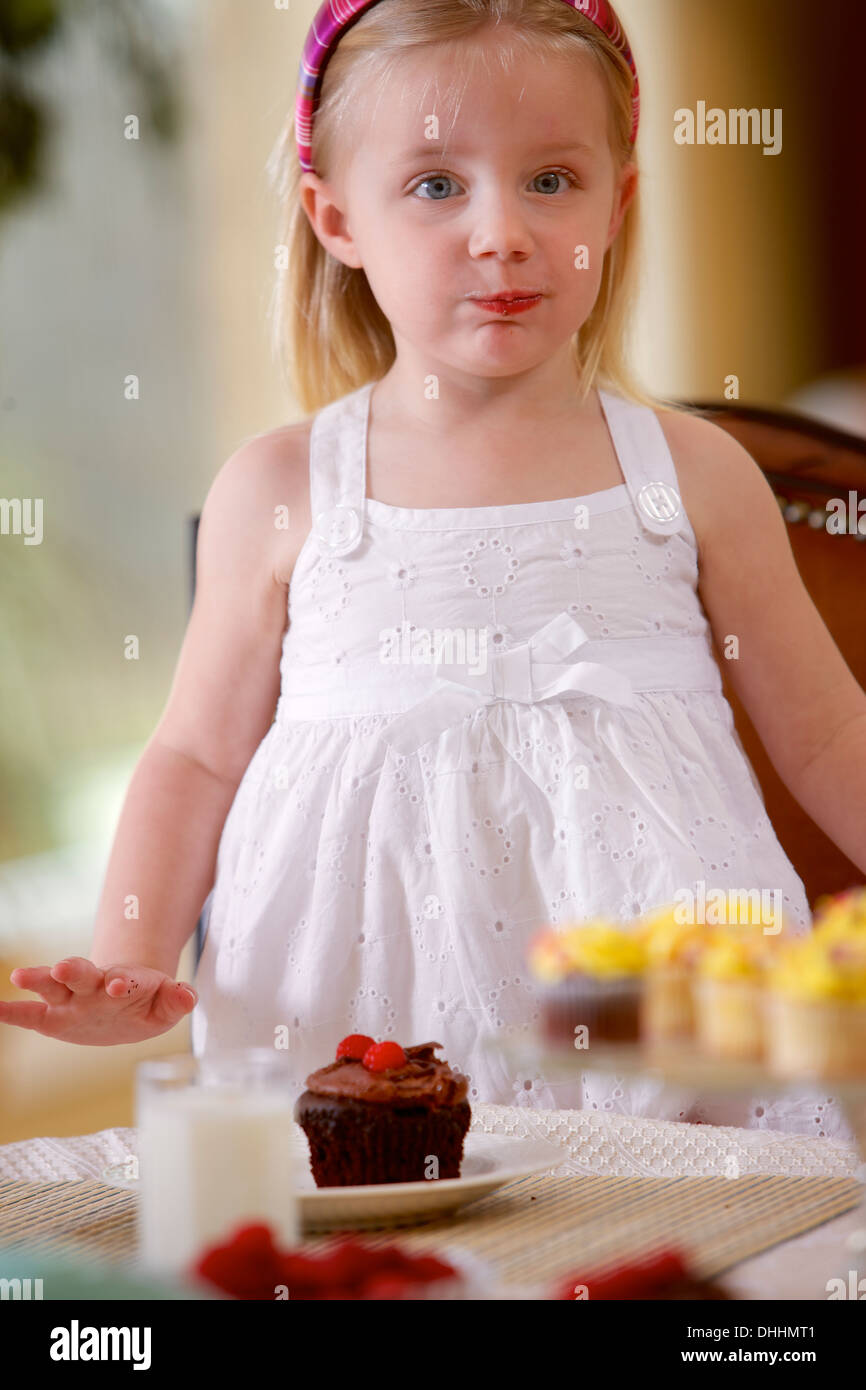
[637,907,712,1044]
[810,885,866,937]
[766,929,866,1079]
[692,930,778,1063]
[528,922,647,1049]
[525,889,866,1088]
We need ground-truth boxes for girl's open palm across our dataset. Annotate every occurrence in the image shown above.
[0,957,197,1045]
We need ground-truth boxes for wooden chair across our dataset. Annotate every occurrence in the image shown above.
[188,399,866,962]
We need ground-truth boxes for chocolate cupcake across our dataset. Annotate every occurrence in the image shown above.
[294,1038,471,1187]
[528,923,648,1048]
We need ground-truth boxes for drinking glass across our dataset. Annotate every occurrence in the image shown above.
[135,1048,299,1277]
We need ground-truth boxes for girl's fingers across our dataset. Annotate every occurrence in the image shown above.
[177,982,197,1008]
[103,965,160,1001]
[9,966,71,1005]
[104,973,137,999]
[151,977,198,1024]
[0,999,48,1032]
[49,957,102,995]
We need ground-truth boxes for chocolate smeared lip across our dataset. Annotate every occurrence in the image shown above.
[304,1041,469,1107]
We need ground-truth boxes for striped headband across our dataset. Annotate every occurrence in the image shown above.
[295,0,640,175]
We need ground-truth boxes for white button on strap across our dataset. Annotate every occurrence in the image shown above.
[313,505,362,554]
[636,481,682,525]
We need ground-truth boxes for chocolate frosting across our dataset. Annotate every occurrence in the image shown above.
[304,1042,470,1108]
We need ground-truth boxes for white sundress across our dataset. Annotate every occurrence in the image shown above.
[191,380,851,1144]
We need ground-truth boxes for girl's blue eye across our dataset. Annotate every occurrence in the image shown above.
[532,170,575,195]
[413,174,459,200]
[410,168,578,200]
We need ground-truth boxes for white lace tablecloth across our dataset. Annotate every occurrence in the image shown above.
[2,1105,864,1299]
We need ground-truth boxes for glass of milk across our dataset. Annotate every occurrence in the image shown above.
[135,1049,299,1279]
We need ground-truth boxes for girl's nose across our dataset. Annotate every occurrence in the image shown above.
[467,191,535,259]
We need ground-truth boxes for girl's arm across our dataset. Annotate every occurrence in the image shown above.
[665,411,866,876]
[2,428,307,1044]
[90,430,303,975]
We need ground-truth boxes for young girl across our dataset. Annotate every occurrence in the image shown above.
[4,0,865,1140]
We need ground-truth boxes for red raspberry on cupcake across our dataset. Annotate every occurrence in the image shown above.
[362,1040,407,1071]
[335,1034,375,1061]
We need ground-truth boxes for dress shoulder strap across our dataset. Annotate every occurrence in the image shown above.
[308,381,374,557]
[598,389,687,537]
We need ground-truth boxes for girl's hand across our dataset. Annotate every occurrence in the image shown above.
[0,957,197,1045]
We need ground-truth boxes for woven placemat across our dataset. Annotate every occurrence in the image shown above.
[0,1171,861,1290]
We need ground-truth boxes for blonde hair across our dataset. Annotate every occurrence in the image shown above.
[268,0,681,417]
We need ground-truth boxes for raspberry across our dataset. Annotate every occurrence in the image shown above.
[361,1273,416,1300]
[229,1224,277,1257]
[370,1242,412,1270]
[403,1254,456,1283]
[196,1225,459,1301]
[362,1040,407,1072]
[336,1033,376,1061]
[194,1223,285,1300]
[281,1252,335,1289]
[314,1239,378,1285]
[555,1249,687,1300]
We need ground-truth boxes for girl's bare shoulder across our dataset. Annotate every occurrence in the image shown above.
[212,419,315,587]
[653,405,774,566]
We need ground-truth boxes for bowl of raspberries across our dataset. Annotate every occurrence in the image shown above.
[191,1222,491,1300]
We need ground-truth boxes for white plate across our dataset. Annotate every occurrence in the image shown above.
[101,1126,558,1230]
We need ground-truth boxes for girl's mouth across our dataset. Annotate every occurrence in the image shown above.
[470,295,543,316]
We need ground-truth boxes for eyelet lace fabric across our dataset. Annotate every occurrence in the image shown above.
[189,381,844,1140]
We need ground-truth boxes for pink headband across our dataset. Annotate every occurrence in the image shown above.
[295,0,640,175]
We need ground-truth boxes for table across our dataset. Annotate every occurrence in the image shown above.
[1,1104,864,1299]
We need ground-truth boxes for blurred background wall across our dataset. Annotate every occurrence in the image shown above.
[1,0,864,1141]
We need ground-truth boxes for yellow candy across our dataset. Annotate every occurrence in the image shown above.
[636,896,787,968]
[698,933,770,981]
[813,885,866,917]
[641,911,711,966]
[770,932,866,1002]
[527,927,569,984]
[528,920,645,981]
[569,922,645,977]
[812,886,866,939]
